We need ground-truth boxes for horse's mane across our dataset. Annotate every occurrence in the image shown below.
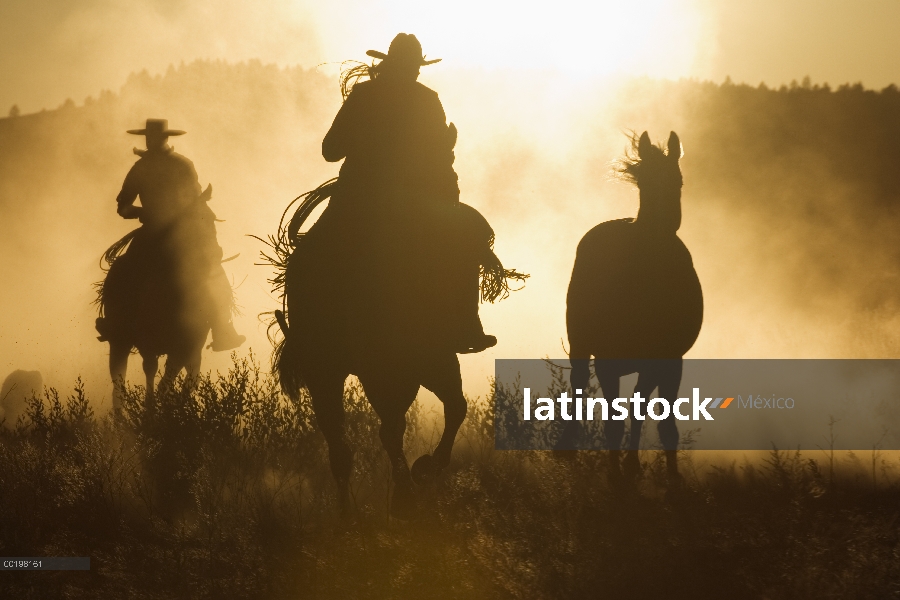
[615,131,672,188]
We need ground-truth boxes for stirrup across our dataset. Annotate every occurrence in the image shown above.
[457,334,497,354]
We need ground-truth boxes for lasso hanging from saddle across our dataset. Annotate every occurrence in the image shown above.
[256,175,528,391]
[258,178,526,306]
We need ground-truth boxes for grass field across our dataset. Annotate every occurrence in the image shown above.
[1,355,899,599]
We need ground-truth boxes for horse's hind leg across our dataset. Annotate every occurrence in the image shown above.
[307,369,353,515]
[109,341,131,413]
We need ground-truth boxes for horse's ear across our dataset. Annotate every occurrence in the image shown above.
[667,131,682,160]
[638,131,652,158]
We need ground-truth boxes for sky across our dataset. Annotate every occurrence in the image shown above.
[2,0,899,115]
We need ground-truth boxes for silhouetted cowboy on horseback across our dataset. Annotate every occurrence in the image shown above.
[264,35,526,517]
[96,118,244,353]
[309,33,497,354]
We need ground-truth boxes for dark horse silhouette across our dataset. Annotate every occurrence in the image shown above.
[265,177,524,519]
[95,186,215,410]
[264,34,525,518]
[565,131,703,487]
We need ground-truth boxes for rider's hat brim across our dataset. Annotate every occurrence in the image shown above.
[366,49,441,65]
[127,129,186,136]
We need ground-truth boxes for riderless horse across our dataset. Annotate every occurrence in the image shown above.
[565,131,703,487]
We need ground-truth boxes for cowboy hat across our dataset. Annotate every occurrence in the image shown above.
[127,118,186,136]
[366,33,441,66]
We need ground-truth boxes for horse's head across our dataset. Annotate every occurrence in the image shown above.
[620,131,684,232]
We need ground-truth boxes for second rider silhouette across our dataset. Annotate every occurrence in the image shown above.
[313,33,496,353]
[97,119,245,352]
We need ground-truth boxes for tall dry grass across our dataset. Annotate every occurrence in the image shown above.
[1,355,899,599]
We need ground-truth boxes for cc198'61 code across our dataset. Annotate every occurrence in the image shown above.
[4,560,42,569]
[1,557,90,570]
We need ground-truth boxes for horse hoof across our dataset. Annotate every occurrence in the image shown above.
[665,471,684,501]
[411,454,435,486]
[337,492,352,518]
[623,453,642,480]
[552,449,579,462]
[607,465,624,489]
[390,486,417,520]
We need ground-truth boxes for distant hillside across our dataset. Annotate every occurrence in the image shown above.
[1,61,900,399]
[643,78,900,202]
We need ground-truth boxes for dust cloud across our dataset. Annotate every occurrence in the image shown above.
[2,0,900,420]
[1,60,899,416]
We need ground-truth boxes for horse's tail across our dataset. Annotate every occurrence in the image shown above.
[272,309,305,400]
[259,180,338,400]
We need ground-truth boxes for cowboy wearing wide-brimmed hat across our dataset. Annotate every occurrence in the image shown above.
[126,118,186,137]
[366,33,441,70]
[101,117,245,352]
[117,117,203,229]
[311,33,497,353]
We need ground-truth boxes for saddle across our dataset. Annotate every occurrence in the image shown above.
[275,183,522,354]
[95,196,221,348]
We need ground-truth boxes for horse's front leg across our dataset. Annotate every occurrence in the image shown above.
[158,340,203,399]
[362,374,419,519]
[555,342,591,452]
[381,409,416,519]
[142,353,159,408]
[596,362,624,485]
[109,341,132,413]
[655,359,684,489]
[307,369,353,516]
[419,352,466,475]
[625,365,662,481]
[182,343,204,393]
[158,356,181,400]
